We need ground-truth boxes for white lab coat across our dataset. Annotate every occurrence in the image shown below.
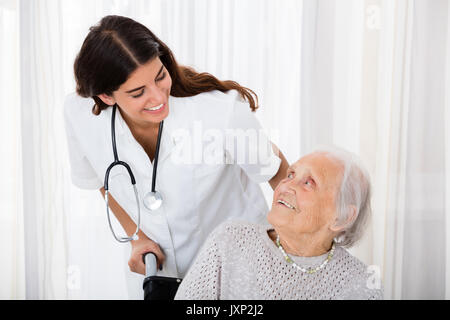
[64,89,281,298]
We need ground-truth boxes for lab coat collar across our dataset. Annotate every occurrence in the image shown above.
[113,95,177,166]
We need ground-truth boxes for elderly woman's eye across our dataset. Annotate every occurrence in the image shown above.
[287,172,294,179]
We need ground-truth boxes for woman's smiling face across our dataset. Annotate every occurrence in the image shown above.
[267,152,344,236]
[98,56,172,129]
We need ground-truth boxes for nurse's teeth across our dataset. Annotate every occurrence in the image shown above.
[145,104,164,111]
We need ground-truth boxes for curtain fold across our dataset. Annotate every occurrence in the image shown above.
[400,0,448,299]
[0,0,25,300]
[379,0,414,300]
[19,0,68,299]
[445,0,450,300]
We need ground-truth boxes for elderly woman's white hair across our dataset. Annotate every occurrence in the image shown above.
[312,146,372,248]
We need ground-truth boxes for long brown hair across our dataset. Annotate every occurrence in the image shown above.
[74,15,259,115]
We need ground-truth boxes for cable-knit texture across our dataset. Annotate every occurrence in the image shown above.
[175,221,383,300]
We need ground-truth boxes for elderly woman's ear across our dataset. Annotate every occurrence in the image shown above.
[330,205,358,233]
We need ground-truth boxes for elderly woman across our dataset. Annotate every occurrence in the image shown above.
[174,148,383,300]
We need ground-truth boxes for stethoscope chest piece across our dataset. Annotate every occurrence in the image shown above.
[143,190,163,211]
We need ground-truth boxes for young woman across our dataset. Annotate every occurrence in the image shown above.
[64,15,289,298]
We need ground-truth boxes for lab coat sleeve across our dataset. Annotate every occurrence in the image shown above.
[63,95,103,190]
[224,92,281,184]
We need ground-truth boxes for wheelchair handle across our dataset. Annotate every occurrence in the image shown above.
[143,252,158,278]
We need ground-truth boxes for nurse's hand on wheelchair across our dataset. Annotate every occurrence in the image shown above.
[129,233,165,275]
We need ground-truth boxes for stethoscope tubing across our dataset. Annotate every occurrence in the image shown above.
[151,121,163,192]
[103,104,163,243]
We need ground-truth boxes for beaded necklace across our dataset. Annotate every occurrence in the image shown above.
[276,235,335,274]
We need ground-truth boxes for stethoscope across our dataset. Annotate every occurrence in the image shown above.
[104,104,164,243]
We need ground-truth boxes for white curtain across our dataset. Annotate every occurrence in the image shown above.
[300,0,450,299]
[0,0,25,300]
[1,0,449,299]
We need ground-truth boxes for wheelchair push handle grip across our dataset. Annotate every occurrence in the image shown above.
[143,252,158,278]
